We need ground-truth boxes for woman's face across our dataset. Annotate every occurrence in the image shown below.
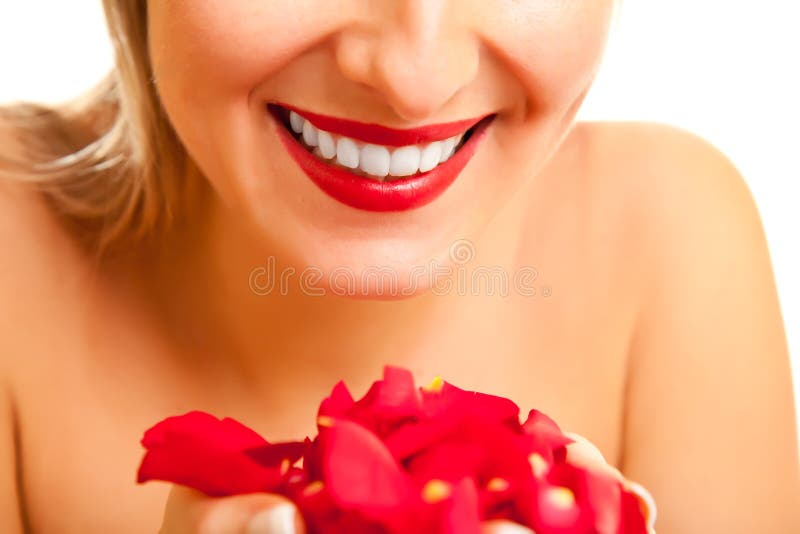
[147,1,615,297]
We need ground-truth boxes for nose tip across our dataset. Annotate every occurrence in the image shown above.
[334,5,479,122]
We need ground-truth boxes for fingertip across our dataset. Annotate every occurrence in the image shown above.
[563,431,609,469]
[627,481,658,531]
[246,502,304,534]
[481,519,535,534]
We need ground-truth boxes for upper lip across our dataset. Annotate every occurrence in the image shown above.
[270,102,494,147]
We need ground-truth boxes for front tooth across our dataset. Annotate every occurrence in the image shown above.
[359,144,391,178]
[302,121,319,147]
[289,111,305,134]
[419,141,443,173]
[317,130,336,159]
[336,138,359,169]
[439,135,458,163]
[389,146,421,176]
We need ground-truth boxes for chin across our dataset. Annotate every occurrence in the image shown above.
[248,226,468,301]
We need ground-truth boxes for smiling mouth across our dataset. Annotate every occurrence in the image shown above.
[268,103,490,182]
[267,102,495,211]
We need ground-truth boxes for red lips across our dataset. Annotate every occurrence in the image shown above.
[268,103,495,212]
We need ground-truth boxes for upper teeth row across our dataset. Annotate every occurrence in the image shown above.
[289,111,463,180]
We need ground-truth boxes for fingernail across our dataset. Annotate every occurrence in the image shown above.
[246,504,297,534]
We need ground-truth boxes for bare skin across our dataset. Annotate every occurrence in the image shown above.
[1,118,798,533]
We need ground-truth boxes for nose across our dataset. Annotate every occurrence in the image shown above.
[334,0,479,122]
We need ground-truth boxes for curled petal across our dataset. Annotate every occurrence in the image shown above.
[137,411,283,496]
[422,382,520,424]
[244,440,308,469]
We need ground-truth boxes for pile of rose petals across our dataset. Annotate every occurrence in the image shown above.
[137,366,655,533]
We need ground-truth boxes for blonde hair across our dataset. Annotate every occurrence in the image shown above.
[0,1,188,255]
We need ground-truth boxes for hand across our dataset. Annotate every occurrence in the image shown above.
[563,432,657,533]
[159,485,304,534]
[483,432,658,534]
[482,519,536,533]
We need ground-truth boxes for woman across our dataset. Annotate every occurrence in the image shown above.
[1,1,798,532]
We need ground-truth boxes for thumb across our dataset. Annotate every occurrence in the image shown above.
[160,485,305,534]
[482,519,535,533]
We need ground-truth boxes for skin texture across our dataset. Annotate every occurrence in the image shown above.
[1,0,799,532]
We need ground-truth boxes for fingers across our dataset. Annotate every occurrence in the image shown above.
[562,432,657,532]
[562,431,609,467]
[160,485,305,534]
[562,431,625,483]
[627,481,658,532]
[482,519,535,534]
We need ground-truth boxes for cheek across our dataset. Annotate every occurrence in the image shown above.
[146,2,327,200]
[482,1,614,181]
[149,2,314,94]
[485,1,615,111]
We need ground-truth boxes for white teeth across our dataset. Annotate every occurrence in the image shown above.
[359,144,391,178]
[389,146,421,177]
[439,135,459,163]
[289,111,305,134]
[289,112,471,179]
[302,121,319,147]
[336,137,359,169]
[419,141,443,173]
[317,130,336,159]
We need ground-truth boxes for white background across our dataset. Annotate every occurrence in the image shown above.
[1,1,799,448]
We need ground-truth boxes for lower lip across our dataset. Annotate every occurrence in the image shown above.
[269,108,494,212]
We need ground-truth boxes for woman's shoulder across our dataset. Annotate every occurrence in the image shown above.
[0,176,89,366]
[579,120,746,192]
[576,120,758,242]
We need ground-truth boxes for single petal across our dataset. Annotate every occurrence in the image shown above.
[422,382,520,424]
[137,411,282,496]
[244,440,308,469]
[347,367,423,436]
[319,380,356,418]
[377,366,422,416]
[523,410,574,450]
[322,419,413,518]
[619,486,651,534]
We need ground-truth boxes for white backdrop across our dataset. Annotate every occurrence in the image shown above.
[1,1,798,447]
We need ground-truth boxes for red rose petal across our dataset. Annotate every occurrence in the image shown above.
[421,381,520,424]
[583,468,623,533]
[244,440,308,469]
[347,367,423,436]
[384,415,464,460]
[136,368,653,534]
[619,488,649,534]
[377,366,422,416]
[322,419,413,517]
[523,410,574,448]
[137,411,283,496]
[319,380,356,418]
[441,478,482,534]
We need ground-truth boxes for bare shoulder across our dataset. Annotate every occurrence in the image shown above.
[579,121,800,531]
[0,178,89,374]
[581,120,754,215]
[577,120,765,273]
